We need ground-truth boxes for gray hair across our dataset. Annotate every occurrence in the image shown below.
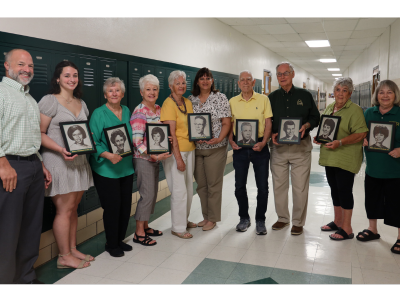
[276,62,294,72]
[103,77,126,94]
[371,80,400,107]
[333,77,354,94]
[139,74,159,92]
[239,70,254,81]
[4,49,30,64]
[168,70,186,86]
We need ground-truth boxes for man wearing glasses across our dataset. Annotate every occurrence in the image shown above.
[268,62,320,235]
[229,70,272,235]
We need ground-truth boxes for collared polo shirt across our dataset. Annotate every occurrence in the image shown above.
[364,105,400,178]
[229,91,273,138]
[0,77,42,160]
[319,100,368,174]
[269,85,320,138]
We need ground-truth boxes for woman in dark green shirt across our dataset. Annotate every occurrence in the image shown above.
[89,77,134,258]
[358,80,400,255]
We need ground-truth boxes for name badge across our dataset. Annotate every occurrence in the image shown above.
[297,99,303,106]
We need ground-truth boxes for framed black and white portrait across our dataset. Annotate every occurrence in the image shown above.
[188,113,212,142]
[366,121,396,153]
[235,119,259,148]
[103,124,133,158]
[316,115,341,144]
[145,123,171,154]
[59,121,96,155]
[277,117,302,145]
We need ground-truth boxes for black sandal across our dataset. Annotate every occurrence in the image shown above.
[391,239,400,254]
[329,228,354,241]
[133,233,157,246]
[144,227,163,237]
[321,221,340,232]
[356,229,380,242]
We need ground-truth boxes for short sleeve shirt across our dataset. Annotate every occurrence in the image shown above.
[188,92,232,150]
[160,97,195,152]
[318,100,368,174]
[229,91,273,138]
[364,105,400,179]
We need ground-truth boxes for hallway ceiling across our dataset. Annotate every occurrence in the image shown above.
[218,18,397,84]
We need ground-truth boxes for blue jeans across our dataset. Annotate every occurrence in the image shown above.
[233,145,270,221]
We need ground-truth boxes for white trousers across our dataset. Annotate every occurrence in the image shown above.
[162,150,195,233]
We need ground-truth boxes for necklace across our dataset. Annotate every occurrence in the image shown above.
[59,94,75,105]
[106,102,122,119]
[170,94,187,115]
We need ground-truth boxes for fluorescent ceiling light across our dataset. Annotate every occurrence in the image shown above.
[332,74,342,76]
[320,59,337,63]
[328,68,340,71]
[305,40,330,47]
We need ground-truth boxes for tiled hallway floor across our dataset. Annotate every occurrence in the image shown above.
[46,129,400,284]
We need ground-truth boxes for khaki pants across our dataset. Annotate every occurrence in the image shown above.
[194,145,227,222]
[270,135,312,227]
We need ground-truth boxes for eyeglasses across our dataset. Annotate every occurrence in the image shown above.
[240,77,253,82]
[276,71,292,77]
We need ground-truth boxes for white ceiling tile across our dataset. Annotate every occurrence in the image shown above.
[323,20,359,32]
[296,53,319,58]
[344,45,367,51]
[340,50,362,55]
[311,47,333,53]
[281,41,308,48]
[259,24,297,34]
[322,17,360,21]
[299,33,328,41]
[287,47,313,53]
[267,47,293,53]
[350,27,387,38]
[329,39,349,46]
[331,46,345,51]
[274,34,303,42]
[259,41,285,48]
[247,34,278,42]
[325,31,353,39]
[333,51,343,56]
[218,18,256,26]
[253,18,288,25]
[355,18,397,30]
[290,22,324,33]
[346,36,378,45]
[286,18,323,24]
[231,25,268,35]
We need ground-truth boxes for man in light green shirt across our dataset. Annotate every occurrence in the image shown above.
[0,49,51,284]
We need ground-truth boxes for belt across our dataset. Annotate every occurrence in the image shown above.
[5,154,39,161]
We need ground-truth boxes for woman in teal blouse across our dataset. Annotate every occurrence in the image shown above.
[90,77,134,258]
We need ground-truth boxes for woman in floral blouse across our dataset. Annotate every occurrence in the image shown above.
[130,74,172,246]
[188,67,232,231]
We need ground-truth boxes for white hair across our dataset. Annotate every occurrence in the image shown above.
[239,70,254,81]
[139,74,159,91]
[168,70,186,86]
[333,77,354,94]
[276,62,294,72]
[103,77,126,94]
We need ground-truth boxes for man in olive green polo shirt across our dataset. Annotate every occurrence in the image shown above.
[269,62,320,235]
[229,70,273,235]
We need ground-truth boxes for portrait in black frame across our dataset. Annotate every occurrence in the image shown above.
[277,117,302,145]
[366,121,396,153]
[235,119,259,148]
[145,123,171,155]
[59,121,96,155]
[188,113,212,142]
[316,115,341,144]
[103,124,133,158]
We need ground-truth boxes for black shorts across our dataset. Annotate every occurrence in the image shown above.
[364,174,400,228]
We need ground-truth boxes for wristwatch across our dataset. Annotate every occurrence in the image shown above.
[305,123,310,129]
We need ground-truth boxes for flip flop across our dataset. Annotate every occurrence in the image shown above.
[321,221,340,232]
[144,227,163,237]
[329,228,354,241]
[391,239,400,254]
[356,229,380,242]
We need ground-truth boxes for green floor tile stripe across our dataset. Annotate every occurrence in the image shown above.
[36,162,234,284]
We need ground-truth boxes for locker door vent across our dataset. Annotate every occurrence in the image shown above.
[83,68,95,87]
[31,63,48,85]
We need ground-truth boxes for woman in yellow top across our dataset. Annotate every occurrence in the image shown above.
[160,70,196,239]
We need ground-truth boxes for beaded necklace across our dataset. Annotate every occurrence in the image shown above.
[170,94,187,115]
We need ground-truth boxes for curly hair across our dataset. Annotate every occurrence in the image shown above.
[373,125,389,139]
[110,129,127,145]
[67,125,87,141]
[151,127,166,143]
[49,61,83,99]
[322,118,336,135]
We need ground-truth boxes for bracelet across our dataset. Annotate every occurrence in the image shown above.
[339,140,342,147]
[156,155,159,163]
